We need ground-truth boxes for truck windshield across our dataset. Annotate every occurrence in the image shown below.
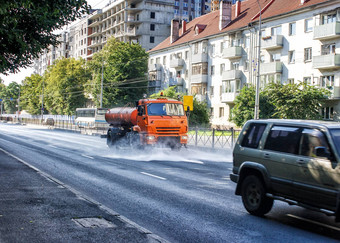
[147,103,185,116]
[329,129,340,155]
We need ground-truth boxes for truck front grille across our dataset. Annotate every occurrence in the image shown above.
[156,127,181,135]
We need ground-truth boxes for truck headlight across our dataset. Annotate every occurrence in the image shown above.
[181,135,188,140]
[146,135,155,140]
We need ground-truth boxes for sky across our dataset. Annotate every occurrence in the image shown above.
[0,0,109,86]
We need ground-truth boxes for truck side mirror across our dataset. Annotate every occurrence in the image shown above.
[137,106,144,116]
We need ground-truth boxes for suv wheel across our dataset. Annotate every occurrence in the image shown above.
[241,175,273,216]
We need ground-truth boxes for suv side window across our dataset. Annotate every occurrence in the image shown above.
[264,126,301,154]
[241,123,266,148]
[299,128,331,157]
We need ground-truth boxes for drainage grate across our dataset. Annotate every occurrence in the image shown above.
[72,217,117,228]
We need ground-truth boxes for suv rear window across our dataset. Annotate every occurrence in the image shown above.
[264,126,301,154]
[241,123,266,148]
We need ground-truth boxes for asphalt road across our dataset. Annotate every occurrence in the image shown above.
[1,123,340,242]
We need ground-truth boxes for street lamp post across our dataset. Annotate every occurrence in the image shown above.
[100,58,104,108]
[254,0,262,120]
[41,80,44,122]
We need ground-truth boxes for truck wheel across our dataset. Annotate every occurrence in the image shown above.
[107,130,112,147]
[241,175,273,216]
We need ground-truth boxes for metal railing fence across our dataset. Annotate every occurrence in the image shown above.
[1,117,240,149]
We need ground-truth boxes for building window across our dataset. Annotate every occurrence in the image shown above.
[223,80,241,93]
[288,50,295,63]
[175,1,179,6]
[150,36,155,43]
[270,53,281,62]
[150,24,155,31]
[271,25,282,35]
[304,47,312,62]
[322,13,336,24]
[287,79,294,84]
[245,37,250,48]
[191,83,207,95]
[150,12,155,19]
[156,57,160,64]
[321,75,335,88]
[210,86,214,97]
[185,51,189,60]
[260,74,281,88]
[219,107,224,118]
[220,42,225,52]
[305,18,313,32]
[163,56,166,65]
[192,62,208,75]
[244,60,249,71]
[211,65,215,75]
[194,43,199,54]
[321,43,336,55]
[303,77,312,85]
[322,107,334,120]
[289,22,296,36]
[211,44,215,55]
[220,63,225,75]
[184,2,188,7]
[231,61,239,70]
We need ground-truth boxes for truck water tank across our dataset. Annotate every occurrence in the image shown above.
[105,107,138,126]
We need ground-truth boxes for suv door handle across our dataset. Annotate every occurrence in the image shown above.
[264,153,270,159]
[297,159,306,165]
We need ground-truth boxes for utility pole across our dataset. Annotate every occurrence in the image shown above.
[100,59,104,108]
[17,87,20,122]
[41,81,44,122]
[254,0,262,120]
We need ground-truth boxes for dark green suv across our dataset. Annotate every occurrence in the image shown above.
[230,119,340,221]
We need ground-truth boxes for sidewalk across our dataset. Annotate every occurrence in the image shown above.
[0,149,164,243]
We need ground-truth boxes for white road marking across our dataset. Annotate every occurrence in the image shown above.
[81,154,94,159]
[287,214,340,231]
[140,172,166,180]
[48,145,58,149]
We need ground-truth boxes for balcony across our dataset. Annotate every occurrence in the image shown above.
[314,22,340,40]
[261,35,283,50]
[260,61,283,74]
[170,58,184,68]
[148,63,162,71]
[222,46,242,59]
[148,80,161,88]
[313,54,340,70]
[221,92,239,103]
[191,74,208,84]
[169,77,184,86]
[192,53,208,63]
[222,70,242,81]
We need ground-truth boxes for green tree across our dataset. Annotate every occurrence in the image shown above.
[20,74,44,115]
[149,86,181,99]
[150,86,210,127]
[0,0,89,74]
[231,83,330,127]
[44,58,90,115]
[2,82,21,114]
[265,82,330,120]
[88,38,148,108]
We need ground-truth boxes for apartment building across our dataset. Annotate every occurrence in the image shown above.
[148,0,340,127]
[34,0,175,74]
[33,31,70,75]
[174,0,211,22]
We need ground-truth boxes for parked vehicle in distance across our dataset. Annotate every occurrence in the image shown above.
[230,119,340,221]
[75,108,108,128]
